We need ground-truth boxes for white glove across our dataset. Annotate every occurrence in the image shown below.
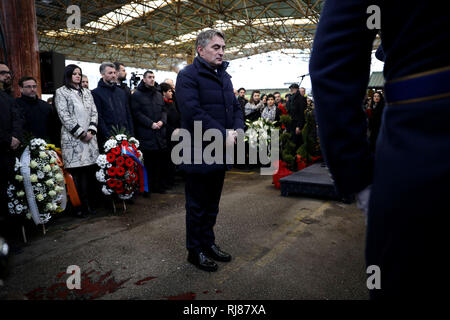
[356,184,372,225]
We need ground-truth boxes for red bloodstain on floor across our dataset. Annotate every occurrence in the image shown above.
[25,269,131,300]
[134,277,157,286]
[166,292,196,300]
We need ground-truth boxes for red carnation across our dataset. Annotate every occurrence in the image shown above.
[107,167,117,176]
[116,186,124,194]
[116,167,126,176]
[112,147,121,155]
[107,153,116,163]
[107,179,116,188]
[115,180,123,188]
[128,167,135,174]
[121,141,129,147]
[116,156,125,166]
[125,158,134,167]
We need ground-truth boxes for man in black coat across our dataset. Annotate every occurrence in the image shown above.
[0,62,13,96]
[92,62,134,149]
[15,76,59,145]
[131,71,168,195]
[287,83,306,149]
[310,0,450,299]
[114,62,132,101]
[176,29,244,272]
[0,88,23,238]
[237,87,248,119]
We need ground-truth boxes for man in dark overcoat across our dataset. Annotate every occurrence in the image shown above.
[176,29,244,272]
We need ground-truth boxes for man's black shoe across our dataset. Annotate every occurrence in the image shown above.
[187,251,218,272]
[204,245,232,262]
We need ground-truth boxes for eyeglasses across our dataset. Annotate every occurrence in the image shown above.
[0,71,11,75]
[23,85,38,89]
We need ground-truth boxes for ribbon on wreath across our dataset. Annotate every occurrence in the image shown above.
[121,145,149,192]
[20,146,45,225]
[46,144,80,207]
[45,145,68,212]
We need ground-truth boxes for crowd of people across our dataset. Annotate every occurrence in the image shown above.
[236,84,313,150]
[0,60,182,239]
[0,57,379,252]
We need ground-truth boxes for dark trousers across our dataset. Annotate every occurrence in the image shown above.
[143,149,167,192]
[185,170,226,253]
[165,141,177,186]
[66,165,97,212]
[366,96,450,299]
[0,156,20,241]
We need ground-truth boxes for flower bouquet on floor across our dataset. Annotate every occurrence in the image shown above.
[96,129,147,205]
[7,138,67,230]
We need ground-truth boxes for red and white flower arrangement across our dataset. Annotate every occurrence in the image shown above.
[96,134,146,200]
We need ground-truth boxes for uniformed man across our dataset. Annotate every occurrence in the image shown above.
[310,0,450,299]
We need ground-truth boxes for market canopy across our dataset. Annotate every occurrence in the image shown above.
[36,0,324,70]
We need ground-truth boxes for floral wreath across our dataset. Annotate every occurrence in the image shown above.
[7,138,67,225]
[96,134,147,200]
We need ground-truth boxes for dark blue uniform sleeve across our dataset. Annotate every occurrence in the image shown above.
[309,0,378,196]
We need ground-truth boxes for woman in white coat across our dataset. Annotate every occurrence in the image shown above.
[55,64,99,217]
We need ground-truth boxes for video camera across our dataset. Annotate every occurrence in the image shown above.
[130,72,142,89]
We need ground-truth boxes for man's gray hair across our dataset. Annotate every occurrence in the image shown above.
[99,62,116,74]
[195,29,225,55]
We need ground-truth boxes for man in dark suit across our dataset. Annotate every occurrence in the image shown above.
[130,71,167,195]
[92,62,134,149]
[310,0,450,299]
[176,29,244,272]
[287,83,306,149]
[15,76,59,144]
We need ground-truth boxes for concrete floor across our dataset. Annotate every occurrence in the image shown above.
[0,168,369,300]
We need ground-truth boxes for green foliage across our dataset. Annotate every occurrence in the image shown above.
[280,132,297,171]
[111,126,131,138]
[297,107,321,163]
[279,114,292,127]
